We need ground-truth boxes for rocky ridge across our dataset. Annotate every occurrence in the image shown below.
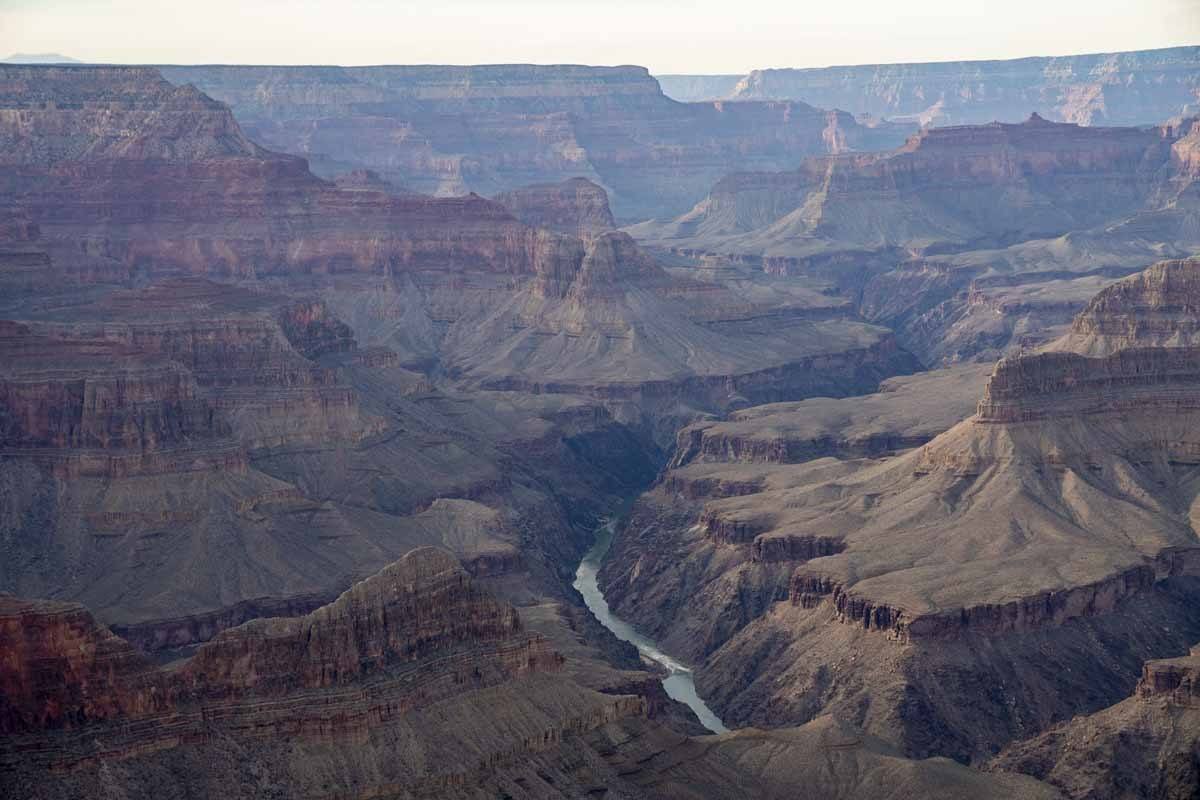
[0,549,660,797]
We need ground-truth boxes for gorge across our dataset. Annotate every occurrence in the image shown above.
[1,46,1199,799]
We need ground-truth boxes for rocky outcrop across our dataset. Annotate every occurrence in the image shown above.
[726,45,1200,126]
[631,113,1200,368]
[1139,646,1200,701]
[643,114,1181,255]
[494,177,616,236]
[976,346,1200,423]
[751,533,844,564]
[158,64,914,219]
[0,548,555,734]
[992,647,1200,799]
[0,65,597,288]
[0,549,707,798]
[1054,256,1200,356]
[788,556,1200,641]
[108,590,343,654]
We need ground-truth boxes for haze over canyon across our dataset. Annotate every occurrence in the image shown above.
[2,32,1200,800]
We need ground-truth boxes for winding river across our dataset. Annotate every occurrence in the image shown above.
[573,519,729,734]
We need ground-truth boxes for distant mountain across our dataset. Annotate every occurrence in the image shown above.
[656,45,1200,126]
[1,52,81,64]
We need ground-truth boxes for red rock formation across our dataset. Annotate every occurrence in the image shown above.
[181,548,536,694]
[0,549,557,735]
[0,549,689,799]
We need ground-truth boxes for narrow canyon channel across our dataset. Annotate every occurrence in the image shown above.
[573,519,729,734]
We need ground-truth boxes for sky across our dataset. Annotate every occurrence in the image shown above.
[1,0,1197,74]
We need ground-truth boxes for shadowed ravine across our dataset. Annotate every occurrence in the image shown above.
[574,519,729,734]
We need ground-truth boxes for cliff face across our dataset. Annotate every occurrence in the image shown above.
[0,65,915,408]
[1053,256,1200,355]
[0,65,928,653]
[669,363,991,468]
[726,45,1200,126]
[976,346,1200,423]
[0,559,1063,799]
[0,549,671,798]
[157,64,914,219]
[0,65,590,288]
[494,177,616,236]
[652,114,1179,253]
[0,549,561,733]
[992,647,1200,799]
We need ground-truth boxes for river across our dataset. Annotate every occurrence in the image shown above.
[572,519,729,734]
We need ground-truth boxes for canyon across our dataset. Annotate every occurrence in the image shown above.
[600,257,1200,769]
[2,55,1200,799]
[632,111,1200,365]
[154,64,913,220]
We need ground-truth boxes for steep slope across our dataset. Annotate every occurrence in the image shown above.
[1,547,1065,799]
[0,549,656,797]
[601,257,1200,761]
[1052,256,1200,356]
[727,46,1200,126]
[604,715,1062,800]
[157,64,914,219]
[992,649,1200,799]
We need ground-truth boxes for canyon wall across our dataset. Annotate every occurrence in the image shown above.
[158,63,914,219]
[726,46,1200,126]
[0,549,675,798]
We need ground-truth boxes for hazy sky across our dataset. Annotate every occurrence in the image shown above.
[1,0,1197,73]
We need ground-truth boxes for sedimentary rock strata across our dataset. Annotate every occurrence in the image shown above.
[1053,256,1200,356]
[670,363,991,467]
[0,550,665,797]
